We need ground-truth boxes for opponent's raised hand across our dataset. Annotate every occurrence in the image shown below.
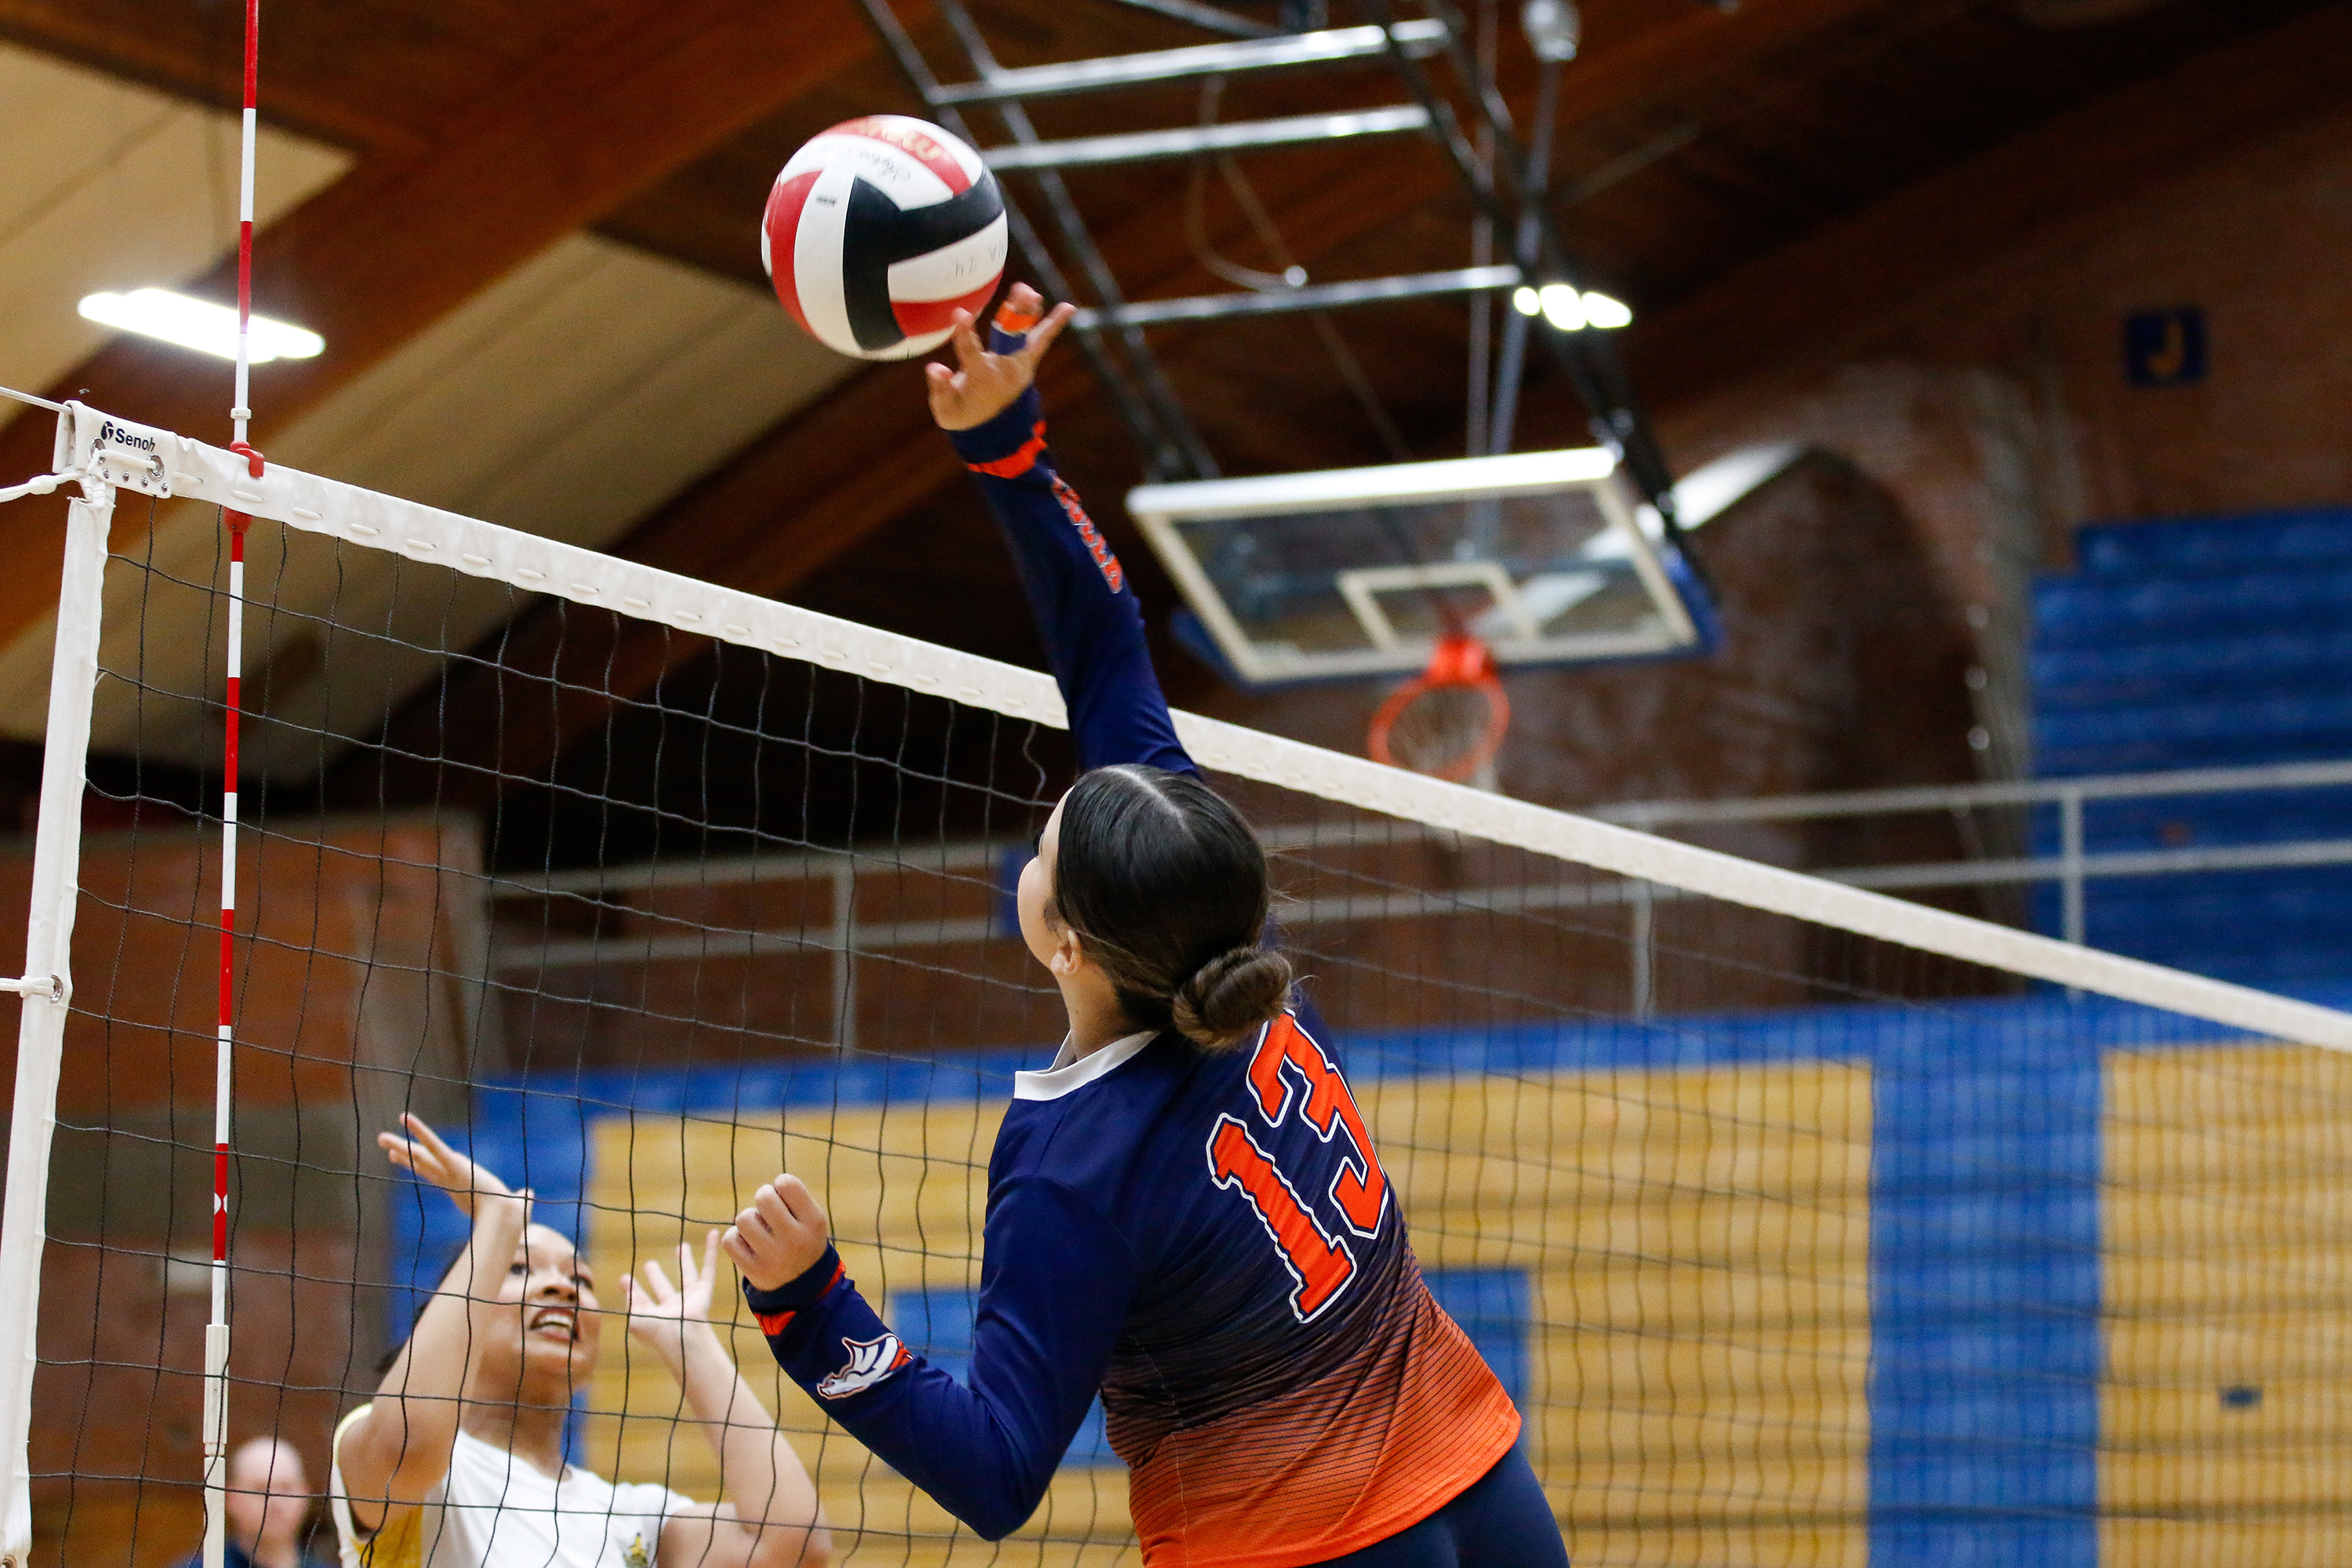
[719,1174,833,1293]
[379,1111,528,1232]
[925,281,1075,432]
[622,1229,721,1372]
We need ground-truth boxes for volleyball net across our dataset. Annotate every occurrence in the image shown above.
[7,401,2352,1568]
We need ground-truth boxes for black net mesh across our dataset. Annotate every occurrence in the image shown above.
[20,510,2352,1568]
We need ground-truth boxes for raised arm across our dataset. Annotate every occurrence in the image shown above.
[335,1115,527,1533]
[627,1233,832,1568]
[931,287,1194,776]
[720,1171,1136,1541]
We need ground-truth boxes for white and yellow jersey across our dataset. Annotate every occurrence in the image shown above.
[331,1406,693,1568]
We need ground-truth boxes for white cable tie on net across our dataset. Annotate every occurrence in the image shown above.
[0,386,64,413]
[0,975,64,1003]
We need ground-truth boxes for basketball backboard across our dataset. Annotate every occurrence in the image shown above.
[1127,446,1717,688]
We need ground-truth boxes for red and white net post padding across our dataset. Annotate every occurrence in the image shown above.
[208,4,266,1566]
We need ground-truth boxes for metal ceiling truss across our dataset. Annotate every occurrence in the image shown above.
[855,0,1680,524]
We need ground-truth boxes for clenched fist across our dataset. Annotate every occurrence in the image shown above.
[719,1174,833,1292]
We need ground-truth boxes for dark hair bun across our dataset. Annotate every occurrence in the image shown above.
[1171,946,1294,1050]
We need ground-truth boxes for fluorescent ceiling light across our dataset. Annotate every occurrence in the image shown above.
[1580,291,1632,329]
[1514,283,1632,331]
[1537,283,1585,331]
[78,289,324,363]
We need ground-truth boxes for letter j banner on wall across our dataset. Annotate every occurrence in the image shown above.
[2125,307,2207,387]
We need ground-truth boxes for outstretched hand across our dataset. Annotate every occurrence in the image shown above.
[622,1230,722,1371]
[719,1174,833,1293]
[925,282,1075,432]
[379,1112,529,1232]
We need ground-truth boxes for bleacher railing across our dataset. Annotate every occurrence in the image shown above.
[1590,757,2352,946]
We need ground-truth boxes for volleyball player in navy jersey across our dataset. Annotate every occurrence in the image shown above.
[722,285,1569,1568]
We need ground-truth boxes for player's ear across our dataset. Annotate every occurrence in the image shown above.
[1048,924,1087,979]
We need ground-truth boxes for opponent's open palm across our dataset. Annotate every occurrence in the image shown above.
[924,282,1075,431]
[622,1229,720,1372]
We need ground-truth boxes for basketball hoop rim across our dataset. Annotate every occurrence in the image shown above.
[1367,662,1512,784]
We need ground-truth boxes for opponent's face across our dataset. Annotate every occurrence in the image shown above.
[479,1224,601,1401]
[1015,797,1067,968]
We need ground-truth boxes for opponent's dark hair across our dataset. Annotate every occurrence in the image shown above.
[1050,764,1292,1050]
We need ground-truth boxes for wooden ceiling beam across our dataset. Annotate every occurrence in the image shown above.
[0,0,423,154]
[1624,2,2352,409]
[0,0,900,653]
[345,0,1899,807]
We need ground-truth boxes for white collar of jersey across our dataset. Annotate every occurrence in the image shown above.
[1015,1029,1159,1101]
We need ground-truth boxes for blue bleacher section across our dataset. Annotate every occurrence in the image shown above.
[2031,507,2352,983]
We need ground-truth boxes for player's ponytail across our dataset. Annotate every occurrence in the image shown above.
[1053,764,1292,1050]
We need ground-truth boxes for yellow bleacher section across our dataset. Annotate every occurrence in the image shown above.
[580,1058,1872,1567]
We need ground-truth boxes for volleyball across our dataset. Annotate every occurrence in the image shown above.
[761,115,1009,361]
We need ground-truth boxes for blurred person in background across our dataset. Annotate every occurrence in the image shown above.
[180,1436,332,1568]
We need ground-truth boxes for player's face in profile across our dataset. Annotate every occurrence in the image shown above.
[1016,795,1067,967]
[485,1223,601,1396]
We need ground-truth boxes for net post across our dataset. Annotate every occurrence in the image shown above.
[0,479,114,1568]
[206,474,256,1568]
[210,0,259,1544]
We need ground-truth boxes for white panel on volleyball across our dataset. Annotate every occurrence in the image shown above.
[28,396,2352,1054]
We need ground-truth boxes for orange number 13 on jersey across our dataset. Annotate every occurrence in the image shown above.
[1204,1015,1392,1322]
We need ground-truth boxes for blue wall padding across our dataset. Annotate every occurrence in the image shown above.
[1867,1022,2101,1568]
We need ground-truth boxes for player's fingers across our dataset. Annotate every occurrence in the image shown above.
[718,1225,752,1266]
[753,1182,797,1232]
[948,309,986,372]
[997,281,1044,324]
[736,1200,776,1242]
[700,1229,721,1280]
[776,1174,829,1232]
[641,1258,675,1301]
[402,1112,456,1161]
[1018,302,1076,369]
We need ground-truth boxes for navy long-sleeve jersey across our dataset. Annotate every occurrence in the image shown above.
[746,318,1519,1567]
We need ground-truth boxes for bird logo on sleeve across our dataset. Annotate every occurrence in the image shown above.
[815,1332,913,1399]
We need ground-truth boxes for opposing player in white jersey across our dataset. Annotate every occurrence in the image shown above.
[331,1115,830,1568]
